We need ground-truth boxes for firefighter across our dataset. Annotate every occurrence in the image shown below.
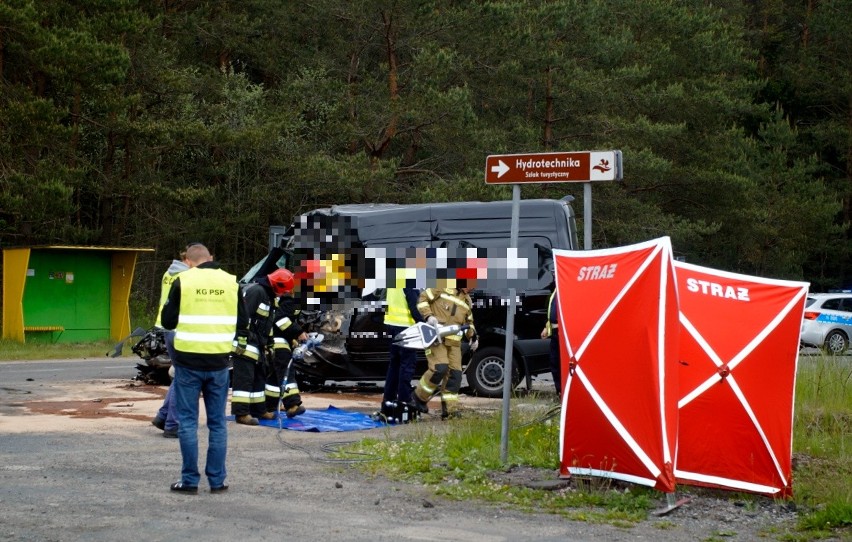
[231,268,291,425]
[377,284,422,421]
[541,286,561,395]
[266,269,309,418]
[409,280,478,419]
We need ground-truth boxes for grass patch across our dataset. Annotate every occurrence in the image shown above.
[346,401,654,524]
[344,354,850,537]
[793,355,851,534]
[0,338,126,361]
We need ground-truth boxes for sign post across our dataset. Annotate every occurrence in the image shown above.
[485,150,622,463]
[485,150,622,185]
[486,150,622,250]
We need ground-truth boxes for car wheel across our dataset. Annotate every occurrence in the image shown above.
[466,346,520,398]
[823,330,849,356]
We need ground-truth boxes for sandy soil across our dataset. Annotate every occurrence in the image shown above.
[0,379,502,433]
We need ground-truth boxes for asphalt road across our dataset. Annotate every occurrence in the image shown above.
[1,359,608,542]
[0,356,835,541]
[0,357,134,384]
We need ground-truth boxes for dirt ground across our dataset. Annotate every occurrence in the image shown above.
[0,372,838,542]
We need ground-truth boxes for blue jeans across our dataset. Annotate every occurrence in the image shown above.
[173,365,229,488]
[156,384,178,431]
[156,331,179,430]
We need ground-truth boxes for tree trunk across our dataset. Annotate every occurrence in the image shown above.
[370,10,399,163]
[543,66,554,150]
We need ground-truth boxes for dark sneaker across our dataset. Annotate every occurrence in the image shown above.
[151,416,165,430]
[163,428,178,438]
[170,482,198,494]
[235,415,259,426]
[210,484,229,493]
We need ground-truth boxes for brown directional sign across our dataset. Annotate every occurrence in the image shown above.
[485,150,622,184]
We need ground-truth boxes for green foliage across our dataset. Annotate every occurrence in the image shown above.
[792,356,851,535]
[0,0,849,299]
[797,501,852,532]
[0,339,121,360]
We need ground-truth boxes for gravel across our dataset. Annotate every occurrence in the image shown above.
[0,373,840,542]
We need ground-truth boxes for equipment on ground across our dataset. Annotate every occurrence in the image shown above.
[372,400,419,424]
[392,322,469,350]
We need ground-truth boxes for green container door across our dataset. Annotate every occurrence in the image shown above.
[23,250,111,342]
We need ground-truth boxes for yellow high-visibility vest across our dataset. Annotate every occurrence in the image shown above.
[173,268,239,355]
[155,269,183,327]
[385,288,415,327]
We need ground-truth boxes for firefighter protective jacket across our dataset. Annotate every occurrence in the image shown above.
[236,281,277,361]
[416,288,476,343]
[271,294,304,352]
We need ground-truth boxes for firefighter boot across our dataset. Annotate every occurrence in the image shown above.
[260,411,277,421]
[407,395,429,414]
[235,415,259,426]
[441,397,461,420]
[285,404,306,418]
[281,386,305,418]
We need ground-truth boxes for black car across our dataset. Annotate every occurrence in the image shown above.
[244,199,579,397]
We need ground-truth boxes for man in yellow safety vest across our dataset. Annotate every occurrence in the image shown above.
[160,243,242,494]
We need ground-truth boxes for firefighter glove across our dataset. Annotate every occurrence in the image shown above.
[426,316,441,344]
[469,339,479,353]
[233,334,248,356]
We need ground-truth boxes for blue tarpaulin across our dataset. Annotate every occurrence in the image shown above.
[227,405,385,432]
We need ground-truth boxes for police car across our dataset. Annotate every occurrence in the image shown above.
[800,292,852,355]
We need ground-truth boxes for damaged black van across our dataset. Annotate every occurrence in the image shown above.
[244,198,579,398]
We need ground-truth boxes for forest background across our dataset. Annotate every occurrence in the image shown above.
[1,0,849,316]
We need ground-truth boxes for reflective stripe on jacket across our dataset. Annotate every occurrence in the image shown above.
[545,290,558,338]
[173,267,239,355]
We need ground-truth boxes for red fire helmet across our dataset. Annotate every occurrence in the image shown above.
[268,268,295,296]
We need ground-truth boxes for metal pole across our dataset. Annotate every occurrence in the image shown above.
[500,185,521,463]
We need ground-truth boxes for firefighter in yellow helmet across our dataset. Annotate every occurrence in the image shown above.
[408,279,477,419]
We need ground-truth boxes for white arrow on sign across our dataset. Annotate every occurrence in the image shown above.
[490,160,510,178]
